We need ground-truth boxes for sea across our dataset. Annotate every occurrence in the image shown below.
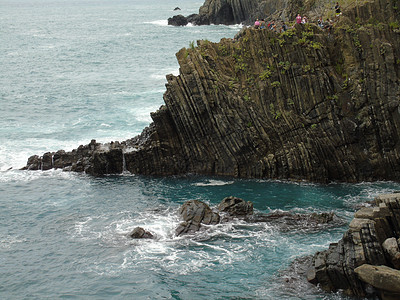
[1,0,399,299]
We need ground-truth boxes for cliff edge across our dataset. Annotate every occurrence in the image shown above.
[24,0,400,183]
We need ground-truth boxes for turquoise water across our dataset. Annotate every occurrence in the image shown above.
[1,0,400,299]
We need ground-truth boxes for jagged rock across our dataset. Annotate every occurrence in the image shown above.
[217,196,253,218]
[173,7,181,11]
[168,14,188,26]
[175,200,220,236]
[24,155,40,170]
[128,227,154,239]
[308,193,400,297]
[355,264,400,297]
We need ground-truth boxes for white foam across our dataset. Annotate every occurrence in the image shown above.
[0,235,27,249]
[193,180,234,186]
[144,19,168,26]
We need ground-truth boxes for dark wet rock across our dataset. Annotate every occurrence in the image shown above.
[128,227,154,239]
[248,211,340,231]
[168,14,188,26]
[308,193,400,298]
[175,200,220,236]
[173,7,181,11]
[217,196,253,218]
[24,155,41,170]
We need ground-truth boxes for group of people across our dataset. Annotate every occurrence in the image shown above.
[254,19,289,33]
[254,2,341,33]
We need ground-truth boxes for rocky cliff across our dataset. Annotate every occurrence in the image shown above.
[24,0,400,183]
[168,0,288,26]
[307,193,400,299]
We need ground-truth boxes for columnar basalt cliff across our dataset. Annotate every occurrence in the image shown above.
[307,193,400,299]
[24,0,400,183]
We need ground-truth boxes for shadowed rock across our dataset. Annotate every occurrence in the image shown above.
[249,211,339,231]
[217,196,253,218]
[128,227,154,239]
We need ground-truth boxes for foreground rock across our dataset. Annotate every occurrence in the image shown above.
[307,193,400,298]
[128,227,154,239]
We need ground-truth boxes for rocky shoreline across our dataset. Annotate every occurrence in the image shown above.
[307,193,400,299]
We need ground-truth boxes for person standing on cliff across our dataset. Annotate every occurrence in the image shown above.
[296,14,302,25]
[254,19,260,29]
[335,2,341,17]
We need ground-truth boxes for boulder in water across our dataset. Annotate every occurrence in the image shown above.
[175,200,220,236]
[168,14,188,26]
[217,196,253,218]
[128,227,154,239]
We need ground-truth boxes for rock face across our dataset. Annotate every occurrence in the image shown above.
[24,0,400,183]
[307,193,400,298]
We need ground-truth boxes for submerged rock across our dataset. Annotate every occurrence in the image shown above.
[128,227,154,239]
[248,211,339,231]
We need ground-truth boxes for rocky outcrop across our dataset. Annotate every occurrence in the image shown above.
[128,227,154,239]
[167,14,188,26]
[175,200,220,236]
[307,193,400,298]
[24,0,400,183]
[217,196,253,218]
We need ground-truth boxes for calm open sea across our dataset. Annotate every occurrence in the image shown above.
[1,0,399,299]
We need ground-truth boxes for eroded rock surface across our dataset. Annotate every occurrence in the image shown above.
[307,193,400,298]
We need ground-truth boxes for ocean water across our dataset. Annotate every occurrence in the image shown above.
[1,0,399,299]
